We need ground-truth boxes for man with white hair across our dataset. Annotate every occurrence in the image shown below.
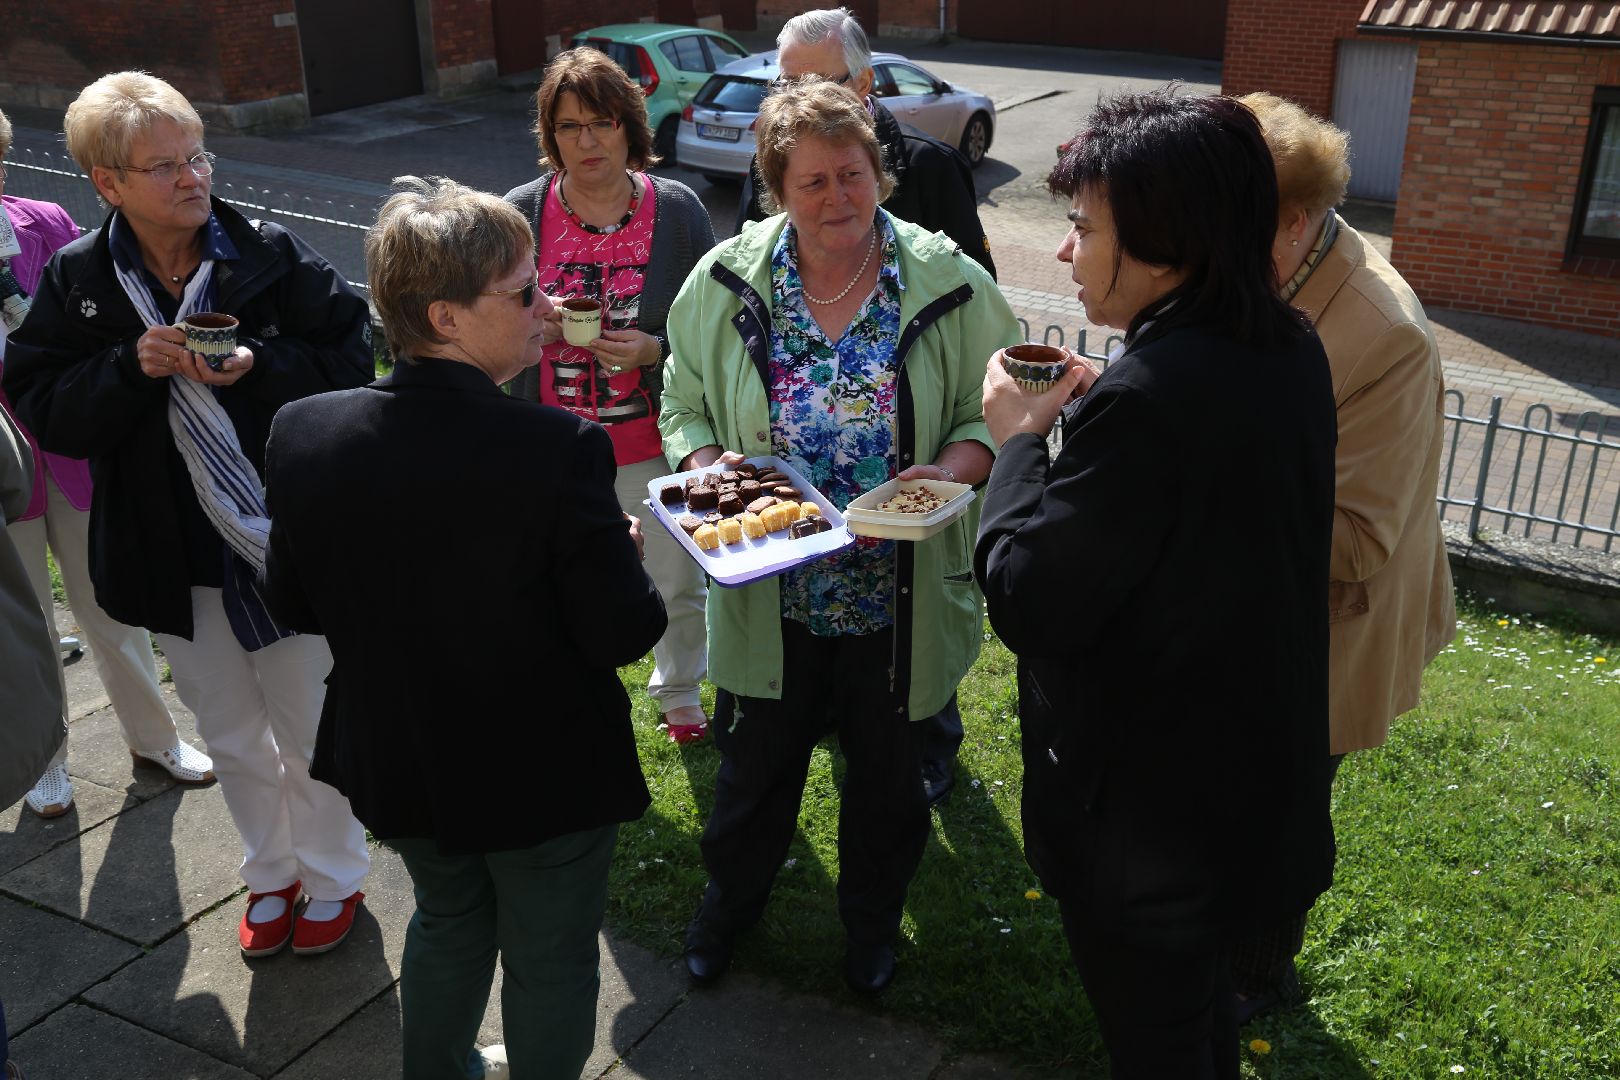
[735,8,995,282]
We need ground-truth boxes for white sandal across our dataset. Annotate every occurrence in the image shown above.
[24,764,74,818]
[131,743,216,784]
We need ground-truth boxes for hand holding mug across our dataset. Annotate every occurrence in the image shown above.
[983,346,1089,447]
[136,324,189,379]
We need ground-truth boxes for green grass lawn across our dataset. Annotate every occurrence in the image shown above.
[606,593,1618,1079]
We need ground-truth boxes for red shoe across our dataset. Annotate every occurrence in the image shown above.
[667,722,709,745]
[292,891,365,956]
[239,880,302,957]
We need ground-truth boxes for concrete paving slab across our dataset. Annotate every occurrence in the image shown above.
[936,1052,1080,1079]
[85,845,410,1077]
[0,776,135,878]
[271,986,400,1080]
[8,1003,258,1080]
[0,783,245,945]
[471,931,689,1078]
[0,896,140,1032]
[613,971,945,1079]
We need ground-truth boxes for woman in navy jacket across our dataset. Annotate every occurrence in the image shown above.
[975,90,1338,1078]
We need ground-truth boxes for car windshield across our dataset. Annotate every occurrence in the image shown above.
[695,75,769,113]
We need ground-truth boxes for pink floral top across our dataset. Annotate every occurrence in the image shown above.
[532,172,662,467]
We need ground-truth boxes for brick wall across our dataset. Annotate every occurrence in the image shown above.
[541,0,657,45]
[1393,42,1620,337]
[1222,0,1365,118]
[431,0,497,69]
[0,0,288,108]
[879,0,957,35]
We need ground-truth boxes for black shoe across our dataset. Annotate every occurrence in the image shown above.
[684,919,734,987]
[921,758,955,809]
[844,940,897,995]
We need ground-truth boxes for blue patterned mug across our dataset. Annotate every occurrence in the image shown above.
[179,312,239,371]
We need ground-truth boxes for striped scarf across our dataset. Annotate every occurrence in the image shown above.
[109,214,292,650]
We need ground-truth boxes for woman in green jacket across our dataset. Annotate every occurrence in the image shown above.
[660,80,1019,995]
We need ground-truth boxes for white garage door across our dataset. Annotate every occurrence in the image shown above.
[1332,39,1419,202]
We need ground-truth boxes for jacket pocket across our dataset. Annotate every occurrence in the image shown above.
[1328,579,1369,624]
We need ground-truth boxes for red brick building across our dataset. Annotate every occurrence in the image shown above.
[1225,0,1620,338]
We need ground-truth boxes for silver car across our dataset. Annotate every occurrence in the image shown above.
[675,50,996,184]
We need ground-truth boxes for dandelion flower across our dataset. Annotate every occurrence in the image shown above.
[1249,1039,1271,1054]
[1025,889,1042,900]
[1497,619,1510,627]
[1596,657,1607,664]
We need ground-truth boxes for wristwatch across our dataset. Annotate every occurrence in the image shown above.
[938,466,957,483]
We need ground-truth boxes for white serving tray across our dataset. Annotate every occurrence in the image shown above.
[644,456,854,588]
[843,477,975,541]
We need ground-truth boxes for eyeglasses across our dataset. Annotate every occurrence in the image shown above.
[482,275,539,308]
[553,119,621,140]
[116,152,216,183]
[770,71,854,91]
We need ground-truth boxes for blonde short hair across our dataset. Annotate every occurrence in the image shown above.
[752,80,895,214]
[0,108,13,160]
[1238,92,1350,221]
[534,48,658,173]
[365,176,534,361]
[63,71,204,175]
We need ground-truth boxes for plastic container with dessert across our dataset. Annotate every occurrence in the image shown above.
[643,456,854,587]
[844,477,975,541]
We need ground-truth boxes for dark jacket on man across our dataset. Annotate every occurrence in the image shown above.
[736,98,996,279]
[975,317,1338,951]
[259,357,667,855]
[1,198,372,639]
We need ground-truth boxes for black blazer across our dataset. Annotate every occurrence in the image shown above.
[975,319,1338,950]
[259,358,667,854]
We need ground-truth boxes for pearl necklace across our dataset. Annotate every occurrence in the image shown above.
[803,229,876,306]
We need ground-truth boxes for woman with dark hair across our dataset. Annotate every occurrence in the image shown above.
[505,47,716,744]
[974,88,1338,1077]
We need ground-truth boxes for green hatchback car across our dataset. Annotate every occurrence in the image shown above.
[572,24,751,162]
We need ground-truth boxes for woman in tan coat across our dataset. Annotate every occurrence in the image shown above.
[1232,91,1457,1022]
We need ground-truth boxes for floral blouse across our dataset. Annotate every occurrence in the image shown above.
[769,212,902,637]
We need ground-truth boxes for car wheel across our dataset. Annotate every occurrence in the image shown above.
[959,113,991,168]
[655,116,678,164]
[702,173,743,186]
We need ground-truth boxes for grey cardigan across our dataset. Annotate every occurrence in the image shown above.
[502,172,716,405]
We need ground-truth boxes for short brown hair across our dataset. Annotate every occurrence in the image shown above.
[752,79,894,214]
[63,71,204,175]
[365,176,534,361]
[1238,92,1350,221]
[533,48,658,172]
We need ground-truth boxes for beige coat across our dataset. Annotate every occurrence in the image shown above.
[1293,223,1457,755]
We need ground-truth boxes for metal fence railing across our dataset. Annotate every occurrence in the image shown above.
[5,149,376,293]
[1028,320,1620,554]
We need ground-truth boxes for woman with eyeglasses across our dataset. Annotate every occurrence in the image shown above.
[504,47,718,745]
[260,176,667,1080]
[2,72,373,958]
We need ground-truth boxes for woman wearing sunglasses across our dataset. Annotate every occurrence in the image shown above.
[505,47,718,745]
[260,176,666,1079]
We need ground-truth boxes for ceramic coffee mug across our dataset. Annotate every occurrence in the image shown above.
[1000,343,1068,393]
[179,312,240,371]
[560,298,603,347]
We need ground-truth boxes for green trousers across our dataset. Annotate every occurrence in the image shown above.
[388,825,618,1080]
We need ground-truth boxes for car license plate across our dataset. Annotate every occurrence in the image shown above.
[698,123,740,141]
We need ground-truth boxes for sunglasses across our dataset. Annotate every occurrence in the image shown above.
[482,276,538,308]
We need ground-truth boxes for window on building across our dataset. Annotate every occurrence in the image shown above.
[1571,87,1620,259]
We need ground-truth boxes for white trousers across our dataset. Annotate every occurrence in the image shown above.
[9,472,178,767]
[616,455,708,713]
[154,587,369,901]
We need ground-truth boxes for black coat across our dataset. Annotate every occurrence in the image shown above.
[736,99,996,279]
[259,358,666,854]
[975,319,1338,950]
[0,198,372,638]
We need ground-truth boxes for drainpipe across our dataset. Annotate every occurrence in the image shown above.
[939,0,946,40]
